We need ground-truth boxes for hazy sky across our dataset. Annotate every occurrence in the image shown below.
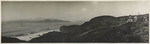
[2,1,149,22]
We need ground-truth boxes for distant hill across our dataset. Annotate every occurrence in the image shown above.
[4,19,70,23]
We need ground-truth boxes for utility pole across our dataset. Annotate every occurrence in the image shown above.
[138,12,140,15]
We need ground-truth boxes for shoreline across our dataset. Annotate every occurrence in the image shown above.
[15,30,59,41]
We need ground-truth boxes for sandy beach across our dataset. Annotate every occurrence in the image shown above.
[16,30,59,41]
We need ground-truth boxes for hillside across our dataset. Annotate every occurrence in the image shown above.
[29,14,148,43]
[72,21,148,42]
[70,14,149,42]
[2,14,148,43]
[29,31,66,42]
[30,14,148,43]
[2,36,25,43]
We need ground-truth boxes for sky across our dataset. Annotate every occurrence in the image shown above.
[2,1,149,22]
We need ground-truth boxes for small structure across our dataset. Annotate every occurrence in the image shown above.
[133,16,137,22]
[143,17,148,22]
[127,15,134,22]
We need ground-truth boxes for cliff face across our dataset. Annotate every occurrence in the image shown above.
[30,14,149,43]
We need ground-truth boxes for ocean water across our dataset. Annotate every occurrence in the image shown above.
[2,22,83,38]
[16,30,54,41]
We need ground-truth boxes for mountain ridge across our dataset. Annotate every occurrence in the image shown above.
[3,19,70,23]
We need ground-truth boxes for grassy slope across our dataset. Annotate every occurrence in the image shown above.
[72,14,149,42]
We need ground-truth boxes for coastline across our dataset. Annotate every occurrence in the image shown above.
[15,30,59,41]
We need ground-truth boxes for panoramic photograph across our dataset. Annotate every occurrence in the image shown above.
[1,1,149,43]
